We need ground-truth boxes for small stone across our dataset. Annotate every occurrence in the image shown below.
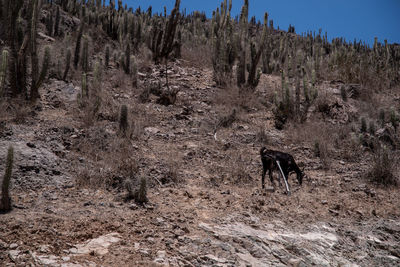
[39,245,50,253]
[9,243,18,249]
[321,200,328,205]
[329,209,339,216]
[27,142,36,148]
[154,250,166,262]
[129,204,138,210]
[144,127,160,135]
[8,250,20,261]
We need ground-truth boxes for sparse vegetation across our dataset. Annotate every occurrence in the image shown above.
[366,147,398,186]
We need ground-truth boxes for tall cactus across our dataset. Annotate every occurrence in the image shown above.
[74,22,84,69]
[105,45,110,68]
[81,35,89,72]
[236,0,248,87]
[247,12,268,89]
[82,72,88,98]
[30,0,41,100]
[54,5,60,36]
[63,48,71,81]
[148,0,181,63]
[1,146,14,212]
[130,55,138,88]
[36,46,51,90]
[0,49,8,97]
[211,0,235,86]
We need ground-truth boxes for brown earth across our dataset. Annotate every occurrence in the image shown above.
[0,57,400,267]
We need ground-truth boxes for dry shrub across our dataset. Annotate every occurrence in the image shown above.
[125,176,148,205]
[74,131,140,189]
[228,151,252,185]
[160,152,183,185]
[315,91,331,116]
[313,139,331,169]
[128,105,152,140]
[214,86,262,112]
[75,165,115,189]
[112,69,127,88]
[181,43,212,68]
[162,161,181,184]
[288,122,333,169]
[256,126,269,145]
[366,147,398,186]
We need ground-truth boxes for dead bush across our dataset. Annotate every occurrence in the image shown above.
[162,160,181,184]
[75,165,116,189]
[181,43,212,69]
[366,148,398,186]
[214,86,262,112]
[313,139,331,169]
[228,151,252,185]
[134,177,148,205]
[256,126,269,145]
[288,122,333,169]
[315,92,331,116]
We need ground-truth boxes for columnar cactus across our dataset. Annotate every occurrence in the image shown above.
[30,0,42,100]
[63,49,71,81]
[81,35,89,72]
[82,72,88,97]
[119,104,128,136]
[130,55,138,88]
[211,0,235,86]
[236,0,248,87]
[124,42,130,74]
[74,23,84,69]
[36,46,51,90]
[0,49,8,97]
[1,146,14,212]
[105,45,110,67]
[54,6,60,36]
[247,12,269,89]
[148,0,181,63]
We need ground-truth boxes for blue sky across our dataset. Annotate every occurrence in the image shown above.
[122,0,400,46]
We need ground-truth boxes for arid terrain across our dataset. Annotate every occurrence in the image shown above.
[1,1,400,266]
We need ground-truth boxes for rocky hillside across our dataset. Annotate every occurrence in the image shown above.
[1,0,400,266]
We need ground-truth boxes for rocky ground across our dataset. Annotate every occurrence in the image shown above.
[0,59,400,267]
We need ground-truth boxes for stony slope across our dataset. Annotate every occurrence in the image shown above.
[0,59,399,267]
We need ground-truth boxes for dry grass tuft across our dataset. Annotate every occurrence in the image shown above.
[366,148,399,187]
